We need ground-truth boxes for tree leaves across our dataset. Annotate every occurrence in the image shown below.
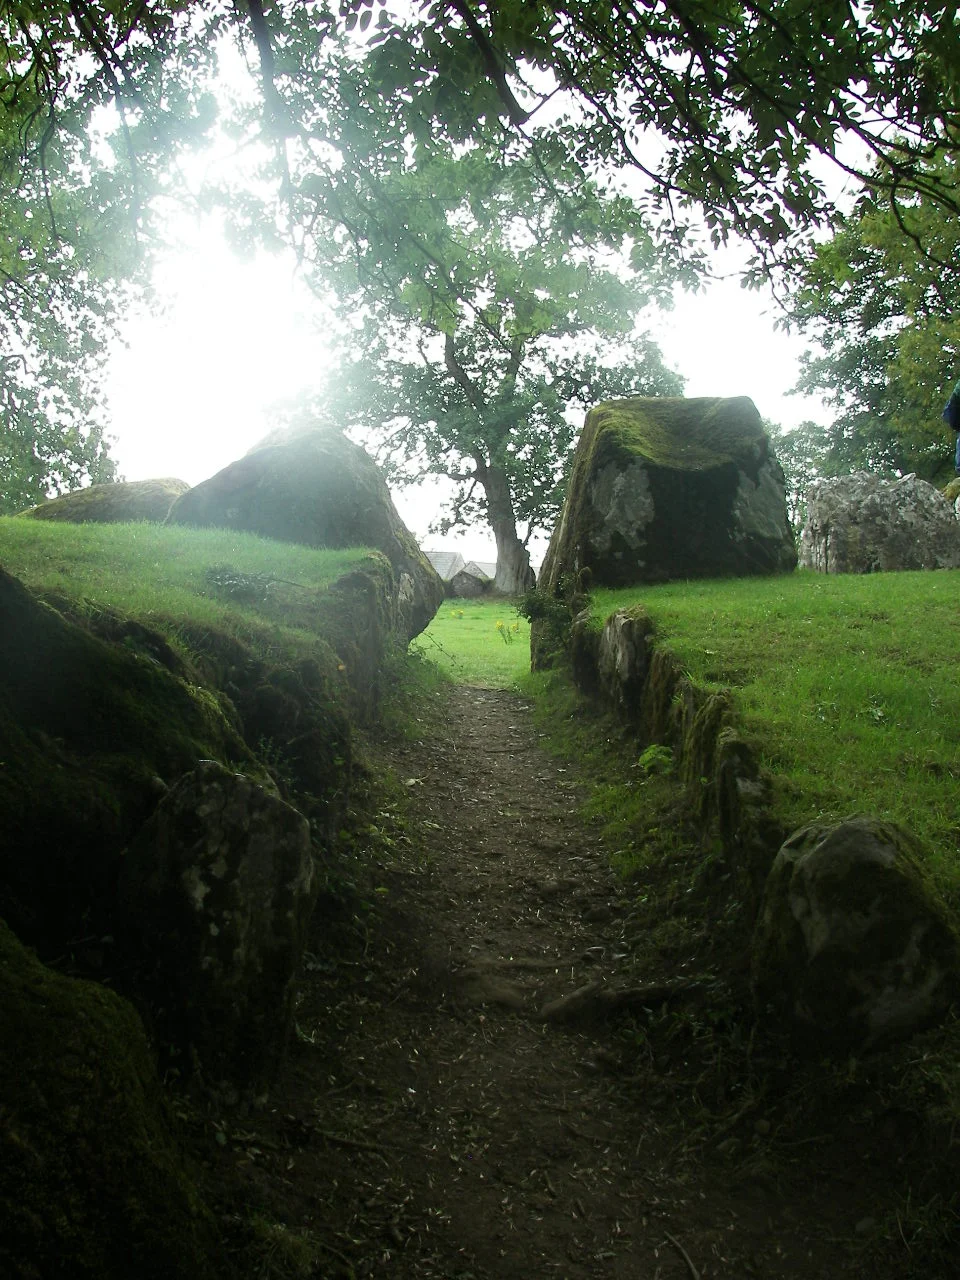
[786,153,960,481]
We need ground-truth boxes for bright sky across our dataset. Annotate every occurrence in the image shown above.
[105,218,827,565]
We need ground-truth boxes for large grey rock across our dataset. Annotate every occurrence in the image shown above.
[120,761,317,1093]
[799,472,960,573]
[752,817,959,1051]
[540,396,796,589]
[167,427,442,638]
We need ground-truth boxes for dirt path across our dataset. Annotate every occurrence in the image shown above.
[219,684,902,1279]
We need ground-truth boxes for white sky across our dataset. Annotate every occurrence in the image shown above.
[105,218,828,565]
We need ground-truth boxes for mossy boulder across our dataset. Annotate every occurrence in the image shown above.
[166,426,443,639]
[540,396,797,589]
[753,817,960,1051]
[120,761,317,1093]
[0,566,256,955]
[22,478,190,524]
[0,919,215,1280]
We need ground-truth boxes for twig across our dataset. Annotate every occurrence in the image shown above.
[664,1231,700,1280]
[312,1127,400,1155]
[315,1237,355,1271]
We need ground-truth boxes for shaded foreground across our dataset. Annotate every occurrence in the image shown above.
[210,684,948,1278]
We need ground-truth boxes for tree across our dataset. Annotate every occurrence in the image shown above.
[5,3,957,512]
[0,3,219,510]
[769,419,835,531]
[785,154,960,483]
[299,137,684,592]
[11,3,960,273]
[232,0,960,275]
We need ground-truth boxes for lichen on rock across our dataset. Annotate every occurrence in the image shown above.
[752,816,960,1051]
[800,471,960,573]
[539,395,797,590]
[120,760,318,1093]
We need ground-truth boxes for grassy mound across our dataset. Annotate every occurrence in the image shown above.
[589,569,960,907]
[0,516,378,666]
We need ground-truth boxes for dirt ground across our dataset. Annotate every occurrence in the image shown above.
[207,683,945,1279]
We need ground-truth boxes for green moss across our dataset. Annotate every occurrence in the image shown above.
[0,919,216,1280]
[586,396,765,472]
[0,567,261,951]
[22,479,190,524]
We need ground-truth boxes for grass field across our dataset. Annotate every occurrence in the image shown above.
[591,569,960,903]
[412,598,531,688]
[0,517,376,665]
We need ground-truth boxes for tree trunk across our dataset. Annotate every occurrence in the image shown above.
[482,462,535,595]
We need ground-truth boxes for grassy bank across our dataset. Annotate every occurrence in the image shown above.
[0,517,376,664]
[412,597,530,688]
[589,570,960,906]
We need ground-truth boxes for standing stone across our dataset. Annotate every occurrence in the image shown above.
[167,426,443,638]
[120,761,317,1093]
[540,396,796,590]
[799,472,960,573]
[752,817,959,1051]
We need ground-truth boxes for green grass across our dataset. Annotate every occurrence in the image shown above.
[0,516,377,664]
[411,598,531,688]
[592,569,960,905]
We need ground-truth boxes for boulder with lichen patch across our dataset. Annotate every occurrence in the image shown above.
[752,817,959,1051]
[799,471,960,573]
[540,396,796,589]
[119,761,317,1093]
[0,919,216,1280]
[166,426,442,638]
[22,478,190,523]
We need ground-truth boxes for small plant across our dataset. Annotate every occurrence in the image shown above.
[495,618,515,645]
[636,743,674,776]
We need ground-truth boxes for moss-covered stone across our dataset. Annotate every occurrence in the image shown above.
[541,396,796,589]
[753,818,960,1051]
[0,567,256,954]
[22,478,190,524]
[120,761,317,1093]
[312,555,403,721]
[0,919,216,1280]
[594,605,655,714]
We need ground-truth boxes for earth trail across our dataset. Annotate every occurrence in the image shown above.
[230,683,893,1278]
